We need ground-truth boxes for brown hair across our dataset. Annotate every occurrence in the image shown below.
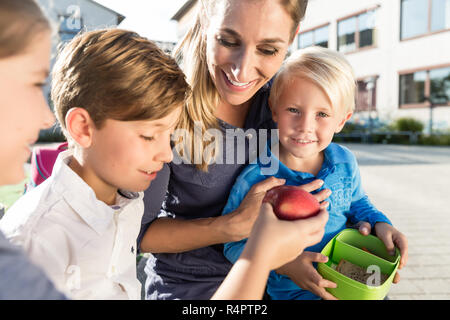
[174,0,308,171]
[51,29,190,137]
[0,0,51,58]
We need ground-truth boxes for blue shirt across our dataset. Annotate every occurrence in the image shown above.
[222,142,392,300]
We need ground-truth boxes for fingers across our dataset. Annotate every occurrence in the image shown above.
[355,221,371,236]
[393,271,401,284]
[377,229,396,256]
[394,233,409,269]
[297,179,324,193]
[250,176,285,194]
[313,188,332,203]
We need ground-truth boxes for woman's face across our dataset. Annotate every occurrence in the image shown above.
[0,31,55,185]
[206,0,293,107]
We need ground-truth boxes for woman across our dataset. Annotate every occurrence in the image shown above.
[0,0,328,300]
[139,0,333,300]
[140,0,407,300]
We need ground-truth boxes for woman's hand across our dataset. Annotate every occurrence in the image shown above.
[225,178,330,242]
[355,221,408,283]
[276,251,338,300]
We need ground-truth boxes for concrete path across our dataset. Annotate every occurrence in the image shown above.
[342,143,450,300]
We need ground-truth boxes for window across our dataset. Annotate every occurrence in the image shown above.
[401,0,450,40]
[298,24,329,49]
[356,77,378,112]
[338,9,377,53]
[399,66,450,107]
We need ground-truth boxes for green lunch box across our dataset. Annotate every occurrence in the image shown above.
[317,228,401,300]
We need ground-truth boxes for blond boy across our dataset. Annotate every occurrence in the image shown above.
[222,46,407,300]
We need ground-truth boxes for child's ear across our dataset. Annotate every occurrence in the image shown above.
[335,111,353,133]
[65,108,95,148]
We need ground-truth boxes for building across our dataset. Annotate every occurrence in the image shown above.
[36,0,125,139]
[172,0,450,132]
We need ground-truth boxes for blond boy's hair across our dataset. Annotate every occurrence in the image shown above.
[269,46,356,114]
[51,29,190,139]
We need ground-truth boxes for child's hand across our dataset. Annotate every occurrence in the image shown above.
[355,221,408,283]
[276,251,338,300]
[246,202,329,272]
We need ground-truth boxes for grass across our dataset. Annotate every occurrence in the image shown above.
[0,171,29,212]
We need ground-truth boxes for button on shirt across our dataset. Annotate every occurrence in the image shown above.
[222,142,392,300]
[0,150,144,300]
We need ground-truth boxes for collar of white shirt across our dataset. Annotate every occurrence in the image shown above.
[50,149,142,236]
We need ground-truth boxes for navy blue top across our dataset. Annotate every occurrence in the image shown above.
[139,82,276,299]
[0,230,67,299]
[222,142,392,300]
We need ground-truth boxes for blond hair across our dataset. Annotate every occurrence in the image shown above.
[269,46,356,114]
[0,0,50,58]
[51,29,190,139]
[174,0,308,171]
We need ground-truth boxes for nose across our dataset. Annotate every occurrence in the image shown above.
[39,93,55,130]
[296,113,315,133]
[231,46,255,82]
[154,133,174,164]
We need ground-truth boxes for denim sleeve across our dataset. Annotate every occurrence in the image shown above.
[0,231,67,300]
[348,162,392,228]
[222,167,261,264]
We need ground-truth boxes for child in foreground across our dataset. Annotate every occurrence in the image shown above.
[222,46,408,300]
[0,28,188,299]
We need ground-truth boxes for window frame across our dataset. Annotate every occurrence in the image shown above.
[356,75,379,112]
[297,22,331,49]
[336,5,380,55]
[399,63,450,109]
[400,0,450,42]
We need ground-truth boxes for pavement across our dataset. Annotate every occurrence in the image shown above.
[342,143,450,300]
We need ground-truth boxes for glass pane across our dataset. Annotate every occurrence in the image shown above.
[429,66,450,104]
[315,25,329,48]
[359,10,376,48]
[401,0,428,39]
[356,78,377,112]
[431,0,450,31]
[338,16,356,53]
[298,31,313,49]
[399,71,427,104]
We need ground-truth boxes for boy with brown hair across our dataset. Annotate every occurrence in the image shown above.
[0,28,189,300]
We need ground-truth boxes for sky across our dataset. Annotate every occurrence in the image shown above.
[95,0,187,42]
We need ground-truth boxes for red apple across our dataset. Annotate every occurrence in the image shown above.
[262,185,320,220]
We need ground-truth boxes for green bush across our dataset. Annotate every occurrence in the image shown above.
[393,117,424,133]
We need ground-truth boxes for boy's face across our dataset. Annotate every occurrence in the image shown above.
[271,77,352,168]
[86,107,181,193]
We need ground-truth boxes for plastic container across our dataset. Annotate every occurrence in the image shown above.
[317,229,400,300]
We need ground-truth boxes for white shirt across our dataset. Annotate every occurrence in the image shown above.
[0,150,144,300]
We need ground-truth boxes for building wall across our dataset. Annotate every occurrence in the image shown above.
[295,0,450,130]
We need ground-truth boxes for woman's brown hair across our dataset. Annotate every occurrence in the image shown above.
[0,0,51,58]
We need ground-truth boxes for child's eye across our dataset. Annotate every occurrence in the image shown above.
[140,135,154,142]
[34,82,47,88]
[287,107,300,114]
[317,112,329,118]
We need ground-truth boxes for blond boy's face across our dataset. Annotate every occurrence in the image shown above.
[271,77,352,169]
[86,107,181,193]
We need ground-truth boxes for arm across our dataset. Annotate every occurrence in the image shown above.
[212,203,329,300]
[140,176,288,253]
